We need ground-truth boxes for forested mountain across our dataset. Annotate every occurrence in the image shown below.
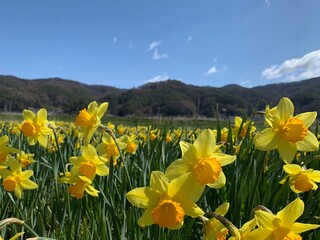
[0,75,319,117]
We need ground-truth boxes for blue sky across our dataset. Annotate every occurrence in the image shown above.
[1,0,319,89]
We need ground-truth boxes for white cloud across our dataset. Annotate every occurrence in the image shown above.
[265,0,271,7]
[153,49,170,60]
[205,65,218,75]
[147,41,161,51]
[261,50,320,82]
[146,75,170,83]
[187,35,192,43]
[113,37,117,43]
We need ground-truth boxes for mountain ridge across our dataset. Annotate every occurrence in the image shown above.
[0,75,319,117]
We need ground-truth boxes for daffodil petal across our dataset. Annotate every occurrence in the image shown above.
[193,129,216,157]
[276,97,294,122]
[168,173,204,202]
[254,210,275,230]
[214,202,229,215]
[296,131,319,152]
[37,108,47,124]
[87,101,98,114]
[138,207,154,227]
[276,198,303,226]
[247,228,272,240]
[20,170,34,179]
[283,164,301,175]
[126,187,159,208]
[295,112,317,128]
[165,159,190,180]
[291,222,320,233]
[308,170,320,182]
[179,198,204,217]
[150,171,169,194]
[23,110,36,121]
[207,171,226,189]
[278,140,297,163]
[96,164,109,176]
[21,179,38,189]
[182,145,199,164]
[85,185,99,197]
[179,141,192,156]
[254,129,278,151]
[212,153,236,166]
[97,102,109,118]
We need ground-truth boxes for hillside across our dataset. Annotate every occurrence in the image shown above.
[0,75,319,117]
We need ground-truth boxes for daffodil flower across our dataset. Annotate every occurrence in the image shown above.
[96,133,126,165]
[280,164,320,193]
[119,134,138,154]
[254,97,319,163]
[69,144,109,180]
[247,198,319,240]
[68,175,99,199]
[60,171,100,199]
[126,171,204,230]
[232,116,256,138]
[229,218,256,240]
[75,101,109,144]
[0,159,38,199]
[21,108,53,147]
[0,135,18,165]
[203,203,230,240]
[165,129,236,188]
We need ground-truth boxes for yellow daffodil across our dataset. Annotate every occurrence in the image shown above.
[149,129,158,141]
[0,159,38,199]
[254,97,319,163]
[0,135,18,165]
[126,171,204,230]
[165,129,236,188]
[233,116,256,138]
[247,198,319,240]
[69,144,109,180]
[280,164,320,193]
[96,133,126,165]
[229,218,256,240]
[16,151,35,168]
[116,124,126,135]
[119,134,138,154]
[75,101,109,144]
[165,131,174,143]
[203,203,229,240]
[21,108,53,147]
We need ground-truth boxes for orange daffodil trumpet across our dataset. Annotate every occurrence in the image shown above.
[75,101,109,144]
[280,164,320,193]
[126,171,204,230]
[165,129,236,188]
[21,108,53,148]
[247,198,319,240]
[254,97,319,163]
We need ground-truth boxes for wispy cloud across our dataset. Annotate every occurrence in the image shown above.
[113,37,117,43]
[153,49,170,60]
[261,50,320,82]
[146,75,170,83]
[205,66,218,75]
[265,0,271,7]
[186,35,192,43]
[205,65,228,76]
[147,41,161,51]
